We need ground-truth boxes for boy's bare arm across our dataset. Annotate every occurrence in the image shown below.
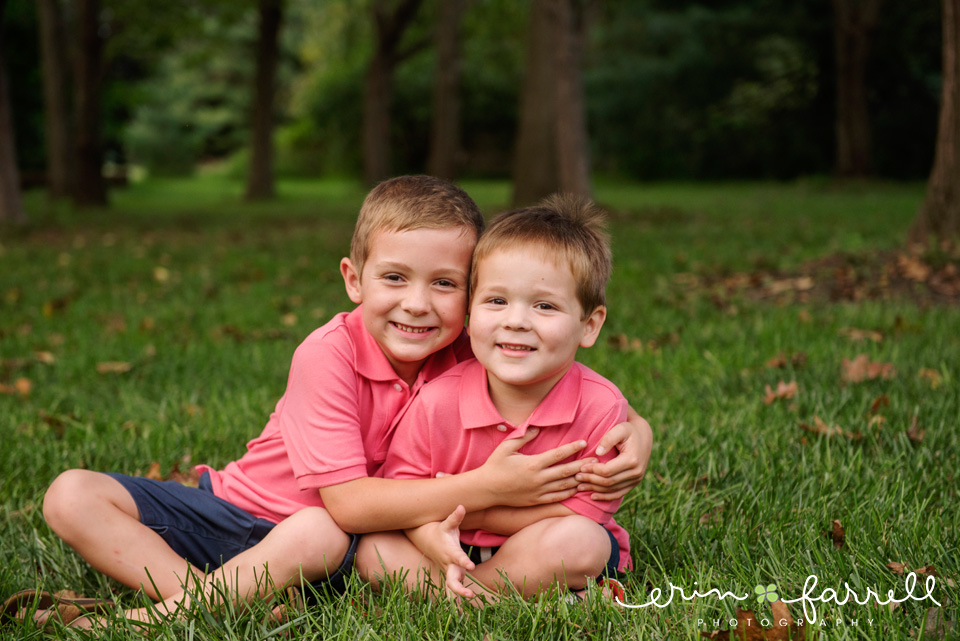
[575,406,653,500]
[320,430,587,533]
[459,503,576,535]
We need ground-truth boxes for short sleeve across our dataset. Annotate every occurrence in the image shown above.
[561,397,628,524]
[276,329,369,489]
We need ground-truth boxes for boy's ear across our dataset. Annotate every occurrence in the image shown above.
[340,257,363,304]
[579,306,607,348]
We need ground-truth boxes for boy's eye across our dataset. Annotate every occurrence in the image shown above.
[436,279,457,288]
[489,297,507,305]
[535,302,555,311]
[383,274,403,282]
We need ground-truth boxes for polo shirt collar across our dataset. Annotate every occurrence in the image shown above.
[458,359,583,431]
[346,305,460,386]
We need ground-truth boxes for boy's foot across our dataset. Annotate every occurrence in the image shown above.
[2,589,116,627]
[567,578,627,607]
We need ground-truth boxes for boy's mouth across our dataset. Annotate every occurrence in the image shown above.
[391,322,434,334]
[497,343,535,352]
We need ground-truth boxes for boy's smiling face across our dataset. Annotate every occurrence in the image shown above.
[341,227,475,385]
[468,246,606,404]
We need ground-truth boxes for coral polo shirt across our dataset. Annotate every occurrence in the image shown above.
[383,359,633,572]
[198,306,469,524]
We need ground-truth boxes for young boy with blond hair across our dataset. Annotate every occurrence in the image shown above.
[359,195,634,603]
[23,177,650,627]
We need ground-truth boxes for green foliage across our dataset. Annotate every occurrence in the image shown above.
[123,11,256,176]
[586,0,942,180]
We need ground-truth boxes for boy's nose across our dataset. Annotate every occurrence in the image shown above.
[401,285,431,315]
[502,305,530,330]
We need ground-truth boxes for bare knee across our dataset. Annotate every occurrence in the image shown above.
[43,470,128,539]
[356,532,411,589]
[276,508,351,581]
[541,516,610,580]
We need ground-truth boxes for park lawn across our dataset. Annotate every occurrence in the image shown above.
[1,177,957,640]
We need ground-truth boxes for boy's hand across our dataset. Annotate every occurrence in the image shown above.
[476,428,590,506]
[405,506,477,599]
[575,409,653,500]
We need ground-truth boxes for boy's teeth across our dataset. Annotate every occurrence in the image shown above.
[500,344,533,351]
[395,323,430,333]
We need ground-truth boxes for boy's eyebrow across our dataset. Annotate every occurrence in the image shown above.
[375,261,468,279]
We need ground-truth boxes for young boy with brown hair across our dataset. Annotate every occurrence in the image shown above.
[18,177,650,627]
[358,195,635,603]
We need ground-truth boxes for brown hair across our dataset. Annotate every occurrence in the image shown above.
[471,194,611,317]
[350,175,484,276]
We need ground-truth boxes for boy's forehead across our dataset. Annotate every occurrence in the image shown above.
[367,226,477,270]
[370,226,476,251]
[478,243,567,273]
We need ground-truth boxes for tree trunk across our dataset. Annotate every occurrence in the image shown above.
[364,49,394,186]
[910,0,960,241]
[0,4,27,224]
[553,0,591,199]
[513,0,591,206]
[832,0,880,179]
[37,0,73,199]
[245,0,283,201]
[73,0,107,206]
[513,0,559,206]
[426,0,466,180]
[362,0,425,186]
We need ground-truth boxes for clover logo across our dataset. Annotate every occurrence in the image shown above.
[754,583,779,604]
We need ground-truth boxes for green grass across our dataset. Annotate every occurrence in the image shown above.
[1,177,957,640]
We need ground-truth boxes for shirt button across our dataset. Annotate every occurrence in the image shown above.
[497,424,507,432]
[394,383,403,392]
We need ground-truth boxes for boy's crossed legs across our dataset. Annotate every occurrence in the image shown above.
[357,514,614,604]
[41,469,352,626]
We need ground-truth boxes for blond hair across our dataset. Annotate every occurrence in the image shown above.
[471,194,611,317]
[350,175,484,276]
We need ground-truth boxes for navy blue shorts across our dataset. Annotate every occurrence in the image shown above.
[460,526,622,579]
[105,472,358,597]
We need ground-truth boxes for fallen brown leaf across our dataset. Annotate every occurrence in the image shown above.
[825,519,845,549]
[907,417,925,444]
[97,361,132,374]
[922,607,956,640]
[768,277,815,295]
[765,353,787,368]
[914,565,939,577]
[1,378,32,396]
[145,461,163,480]
[764,353,807,369]
[869,395,889,415]
[838,327,883,343]
[764,380,798,405]
[699,505,724,525]
[169,461,200,487]
[15,377,31,396]
[34,351,56,364]
[918,368,942,389]
[897,254,931,282]
[886,561,907,575]
[841,354,896,383]
[800,416,860,440]
[608,333,644,352]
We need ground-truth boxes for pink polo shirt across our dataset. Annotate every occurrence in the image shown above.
[383,359,632,572]
[197,306,470,524]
